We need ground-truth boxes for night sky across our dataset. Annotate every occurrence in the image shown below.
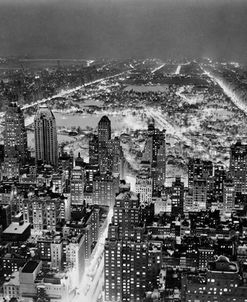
[0,0,246,61]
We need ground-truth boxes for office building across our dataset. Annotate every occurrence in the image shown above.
[105,191,148,302]
[136,165,153,205]
[20,192,65,231]
[142,121,166,192]
[70,166,84,205]
[171,176,184,215]
[0,204,11,231]
[98,115,111,143]
[181,256,247,301]
[230,140,247,194]
[3,271,20,300]
[92,172,119,207]
[89,134,99,165]
[65,234,86,286]
[2,221,31,242]
[192,179,207,211]
[34,105,58,167]
[2,97,28,178]
[223,179,235,215]
[188,158,213,192]
[19,261,42,300]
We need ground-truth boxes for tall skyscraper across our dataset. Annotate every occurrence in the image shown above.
[156,135,166,188]
[136,165,153,205]
[70,166,85,206]
[188,158,213,192]
[89,134,99,165]
[98,115,111,143]
[105,191,148,302]
[2,96,28,178]
[98,116,112,173]
[171,176,184,215]
[92,172,119,207]
[34,105,58,167]
[193,179,207,211]
[142,121,166,192]
[213,164,226,201]
[97,116,124,175]
[230,140,247,194]
[223,178,235,215]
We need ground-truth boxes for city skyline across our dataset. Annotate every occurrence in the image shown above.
[1,0,247,301]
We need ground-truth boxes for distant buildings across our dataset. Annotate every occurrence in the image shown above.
[3,81,247,302]
[34,104,58,167]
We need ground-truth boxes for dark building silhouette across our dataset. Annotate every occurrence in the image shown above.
[89,134,99,165]
[143,121,166,192]
[98,115,111,143]
[171,176,184,215]
[0,204,11,231]
[34,105,58,167]
[2,96,28,178]
[230,140,247,194]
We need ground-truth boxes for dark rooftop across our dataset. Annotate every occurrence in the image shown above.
[22,261,39,273]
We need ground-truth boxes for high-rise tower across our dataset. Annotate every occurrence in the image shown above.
[34,105,58,167]
[143,121,166,192]
[2,95,28,178]
[105,191,148,302]
[230,140,247,194]
[98,116,111,173]
[98,115,111,143]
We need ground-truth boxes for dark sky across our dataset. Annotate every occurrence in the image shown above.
[0,0,247,61]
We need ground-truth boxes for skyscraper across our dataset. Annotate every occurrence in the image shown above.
[142,121,166,192]
[188,158,213,192]
[136,165,153,205]
[98,116,112,173]
[34,105,58,167]
[2,96,28,178]
[171,176,184,215]
[98,115,111,143]
[92,172,119,207]
[89,134,99,165]
[105,191,148,302]
[70,166,85,206]
[230,140,247,194]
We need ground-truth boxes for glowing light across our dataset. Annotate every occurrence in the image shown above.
[73,208,113,302]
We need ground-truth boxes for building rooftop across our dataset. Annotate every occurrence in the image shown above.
[3,222,30,234]
[116,191,139,202]
[208,255,238,273]
[4,271,20,287]
[22,261,40,273]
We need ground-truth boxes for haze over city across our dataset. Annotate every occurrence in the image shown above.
[0,0,247,61]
